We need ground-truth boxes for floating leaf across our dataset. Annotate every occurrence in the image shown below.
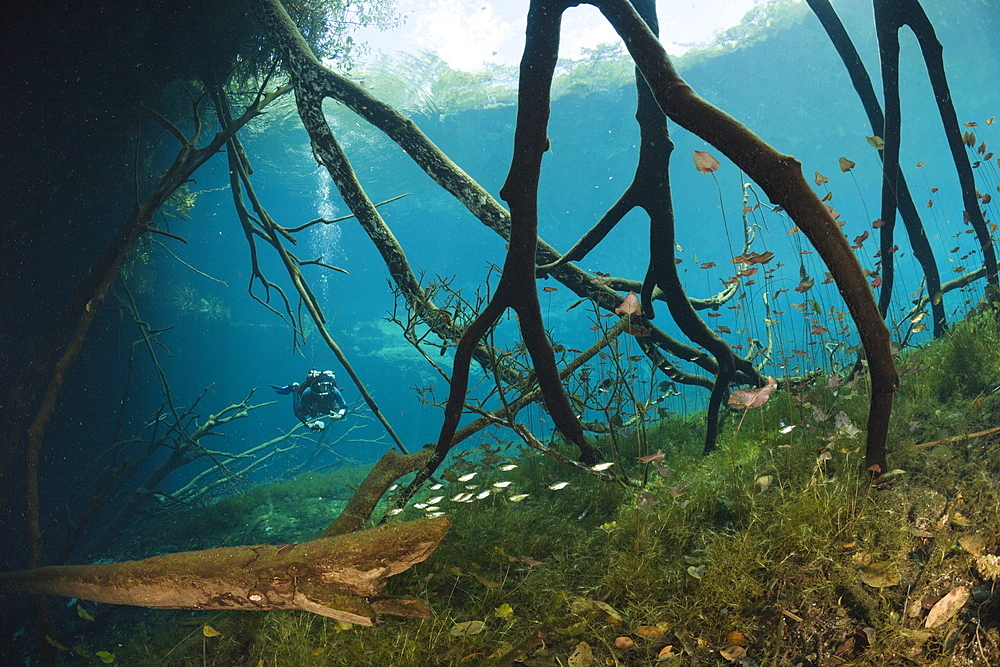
[732,251,774,265]
[451,620,486,636]
[950,511,972,527]
[638,450,666,464]
[687,564,706,579]
[77,604,95,622]
[637,491,661,514]
[651,459,672,478]
[202,625,222,638]
[472,572,502,589]
[95,651,115,664]
[592,600,624,623]
[45,636,69,651]
[615,291,642,316]
[814,171,829,186]
[728,376,778,409]
[866,135,885,149]
[925,586,969,628]
[657,645,675,660]
[839,157,856,172]
[693,150,720,174]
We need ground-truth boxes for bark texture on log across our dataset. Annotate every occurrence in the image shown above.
[0,517,449,626]
[324,448,434,537]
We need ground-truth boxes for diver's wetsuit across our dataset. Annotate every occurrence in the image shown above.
[272,370,347,431]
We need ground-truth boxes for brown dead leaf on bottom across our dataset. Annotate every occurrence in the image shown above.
[925,586,970,628]
[567,641,593,667]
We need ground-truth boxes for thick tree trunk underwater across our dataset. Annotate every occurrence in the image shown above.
[0,517,450,626]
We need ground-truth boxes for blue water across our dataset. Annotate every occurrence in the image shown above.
[9,0,999,564]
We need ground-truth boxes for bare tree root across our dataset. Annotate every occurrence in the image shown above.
[592,0,899,474]
[803,0,946,336]
[104,390,268,535]
[873,0,997,296]
[0,517,450,625]
[424,0,601,485]
[212,90,413,456]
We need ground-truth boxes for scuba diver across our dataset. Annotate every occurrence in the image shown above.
[271,369,347,432]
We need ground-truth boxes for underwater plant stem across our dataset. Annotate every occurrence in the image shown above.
[735,407,750,437]
[905,425,1000,451]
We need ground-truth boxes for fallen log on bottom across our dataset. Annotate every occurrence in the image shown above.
[0,517,449,626]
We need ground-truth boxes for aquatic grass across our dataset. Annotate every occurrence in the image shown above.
[101,307,1000,665]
